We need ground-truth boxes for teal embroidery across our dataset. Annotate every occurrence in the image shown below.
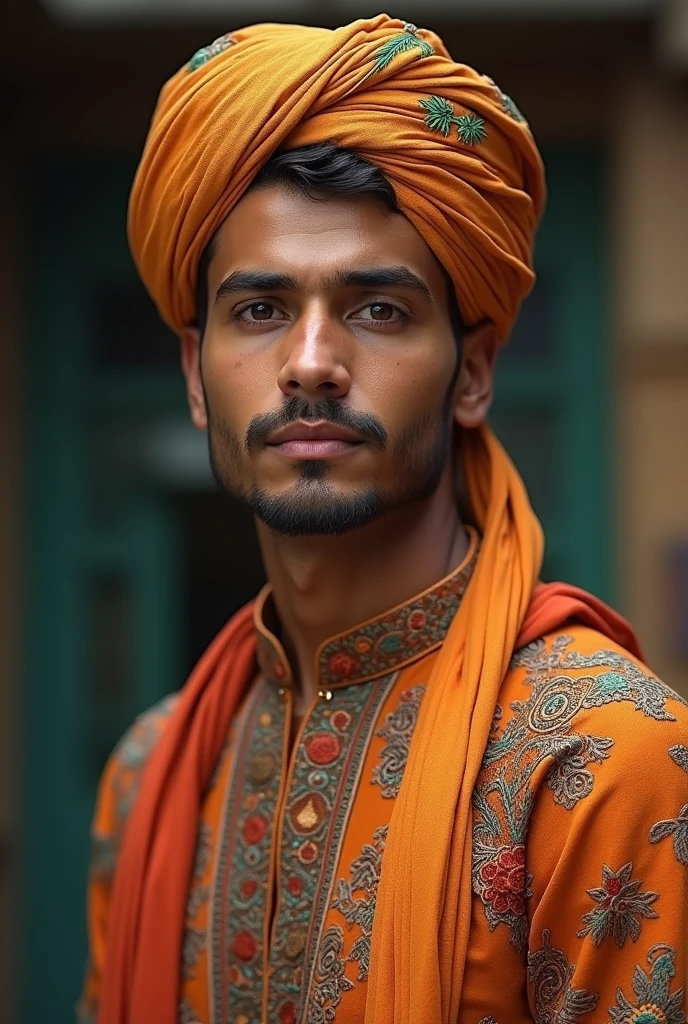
[419,95,487,145]
[372,685,425,798]
[577,862,659,948]
[472,636,684,950]
[187,33,236,72]
[331,825,387,984]
[178,999,202,1024]
[528,930,598,1022]
[372,22,434,74]
[649,745,688,865]
[609,944,685,1024]
[181,926,205,980]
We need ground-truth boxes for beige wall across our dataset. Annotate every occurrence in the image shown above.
[613,67,688,695]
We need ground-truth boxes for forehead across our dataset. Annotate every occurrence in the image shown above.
[207,184,447,292]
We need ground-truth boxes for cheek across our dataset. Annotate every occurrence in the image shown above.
[359,344,455,417]
[201,341,274,425]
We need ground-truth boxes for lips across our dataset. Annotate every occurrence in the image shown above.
[265,420,364,460]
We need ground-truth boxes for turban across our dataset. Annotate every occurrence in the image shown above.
[96,16,636,1024]
[128,14,545,341]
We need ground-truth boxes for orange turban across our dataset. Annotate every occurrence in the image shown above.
[128,14,545,341]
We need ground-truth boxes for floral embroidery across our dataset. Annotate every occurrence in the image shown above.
[210,681,286,1024]
[474,844,532,926]
[269,677,396,1024]
[372,685,425,797]
[577,862,659,948]
[609,943,685,1024]
[309,926,355,1023]
[527,929,598,1023]
[419,96,487,145]
[649,745,688,865]
[331,825,387,982]
[472,636,684,950]
[317,539,478,686]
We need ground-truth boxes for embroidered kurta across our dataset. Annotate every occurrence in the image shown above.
[80,534,688,1024]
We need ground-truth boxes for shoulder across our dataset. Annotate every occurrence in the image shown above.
[90,693,179,879]
[496,625,688,799]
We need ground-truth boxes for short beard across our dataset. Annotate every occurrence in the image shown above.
[206,390,456,538]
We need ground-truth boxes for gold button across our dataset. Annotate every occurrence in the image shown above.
[277,687,285,696]
[318,689,333,701]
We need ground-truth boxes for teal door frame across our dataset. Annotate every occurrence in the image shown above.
[21,147,611,1023]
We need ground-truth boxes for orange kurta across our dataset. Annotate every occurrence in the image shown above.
[81,533,688,1023]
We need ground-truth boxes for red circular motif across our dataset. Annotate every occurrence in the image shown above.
[287,875,302,897]
[279,1001,297,1024]
[480,845,527,917]
[243,814,268,845]
[326,652,360,678]
[408,609,426,631]
[233,930,257,962]
[305,732,342,766]
[331,710,351,732]
[606,877,622,896]
[297,840,318,864]
[240,879,258,900]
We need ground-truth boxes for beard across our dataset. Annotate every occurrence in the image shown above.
[206,394,454,538]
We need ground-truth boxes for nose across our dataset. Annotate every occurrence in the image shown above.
[276,309,351,401]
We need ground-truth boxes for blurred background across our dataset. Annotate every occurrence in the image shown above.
[1,0,688,1020]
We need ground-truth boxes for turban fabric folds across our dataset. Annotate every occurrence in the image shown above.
[97,15,624,1024]
[128,14,545,341]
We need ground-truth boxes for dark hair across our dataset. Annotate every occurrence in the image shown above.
[195,142,465,346]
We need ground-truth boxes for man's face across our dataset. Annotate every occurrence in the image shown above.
[184,185,471,537]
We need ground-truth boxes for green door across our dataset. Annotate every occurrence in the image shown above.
[22,149,609,1023]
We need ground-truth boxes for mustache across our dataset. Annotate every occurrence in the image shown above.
[245,397,388,455]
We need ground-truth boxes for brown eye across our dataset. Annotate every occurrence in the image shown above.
[249,302,274,320]
[369,303,394,321]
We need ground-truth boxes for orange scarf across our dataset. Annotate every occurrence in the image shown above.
[98,427,641,1023]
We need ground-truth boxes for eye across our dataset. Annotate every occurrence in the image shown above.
[353,302,407,324]
[237,301,280,322]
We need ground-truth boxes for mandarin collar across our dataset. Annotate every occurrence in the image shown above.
[255,527,479,690]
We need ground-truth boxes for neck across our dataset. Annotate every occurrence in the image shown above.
[256,464,469,711]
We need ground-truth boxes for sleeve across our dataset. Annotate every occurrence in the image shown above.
[77,696,178,1022]
[525,697,688,1023]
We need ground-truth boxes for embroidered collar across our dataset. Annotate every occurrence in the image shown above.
[255,527,479,689]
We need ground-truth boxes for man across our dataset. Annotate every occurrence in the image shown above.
[80,15,688,1024]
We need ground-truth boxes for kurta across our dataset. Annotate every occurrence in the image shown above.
[80,531,688,1023]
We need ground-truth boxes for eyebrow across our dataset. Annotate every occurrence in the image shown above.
[214,265,433,304]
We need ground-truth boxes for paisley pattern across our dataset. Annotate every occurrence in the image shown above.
[527,929,598,1023]
[472,636,685,949]
[371,685,425,798]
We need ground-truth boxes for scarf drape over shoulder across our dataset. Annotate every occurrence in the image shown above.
[102,15,637,1024]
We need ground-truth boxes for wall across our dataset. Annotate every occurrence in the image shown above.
[613,66,688,695]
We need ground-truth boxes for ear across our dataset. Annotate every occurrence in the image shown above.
[180,326,208,430]
[452,321,499,429]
